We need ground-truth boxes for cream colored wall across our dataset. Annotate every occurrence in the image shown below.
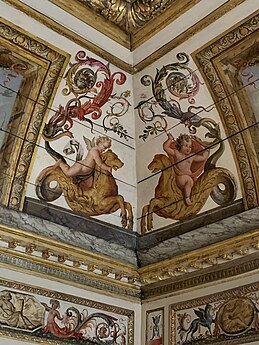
[142,270,259,345]
[1,0,138,231]
[0,266,142,344]
[134,2,256,232]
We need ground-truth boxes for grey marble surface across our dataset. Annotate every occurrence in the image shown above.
[24,198,138,250]
[1,199,259,268]
[137,200,244,250]
[137,206,259,266]
[0,205,138,266]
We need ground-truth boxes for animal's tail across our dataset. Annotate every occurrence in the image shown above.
[45,141,66,163]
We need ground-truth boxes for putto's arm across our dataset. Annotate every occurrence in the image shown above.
[163,133,175,156]
[92,150,112,173]
[194,148,210,162]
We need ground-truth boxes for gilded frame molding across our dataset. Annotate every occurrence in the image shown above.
[0,224,141,301]
[2,0,132,73]
[0,278,134,345]
[193,12,259,210]
[0,17,70,211]
[169,281,259,345]
[2,0,246,74]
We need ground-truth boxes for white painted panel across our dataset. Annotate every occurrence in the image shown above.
[0,267,142,344]
[133,0,256,63]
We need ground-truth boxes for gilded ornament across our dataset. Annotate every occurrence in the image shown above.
[0,18,69,210]
[194,13,259,209]
[8,240,19,249]
[42,249,52,259]
[73,260,83,267]
[25,244,36,254]
[78,0,176,32]
[57,255,68,263]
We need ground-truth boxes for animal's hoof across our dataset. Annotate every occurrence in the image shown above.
[121,216,127,228]
[147,221,153,231]
[127,222,133,230]
[141,227,146,234]
[185,197,192,206]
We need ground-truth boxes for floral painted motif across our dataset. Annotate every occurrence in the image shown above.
[35,51,133,228]
[0,290,129,345]
[137,53,207,140]
[44,50,131,141]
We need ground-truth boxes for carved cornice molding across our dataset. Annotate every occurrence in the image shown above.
[139,230,259,285]
[50,0,200,49]
[3,0,246,71]
[1,224,259,300]
[0,225,141,301]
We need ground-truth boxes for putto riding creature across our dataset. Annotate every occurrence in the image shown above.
[35,51,133,229]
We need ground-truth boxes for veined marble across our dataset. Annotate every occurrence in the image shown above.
[138,205,259,266]
[0,205,137,266]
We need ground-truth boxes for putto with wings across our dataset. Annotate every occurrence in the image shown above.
[35,51,134,229]
[36,134,134,230]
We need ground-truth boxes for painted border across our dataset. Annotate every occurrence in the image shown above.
[0,277,134,345]
[169,281,259,345]
[145,307,164,345]
[193,11,259,210]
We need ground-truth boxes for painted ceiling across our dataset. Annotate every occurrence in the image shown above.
[0,0,259,300]
[49,0,201,49]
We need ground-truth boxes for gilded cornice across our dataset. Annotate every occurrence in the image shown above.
[77,0,176,33]
[3,0,246,73]
[51,0,200,50]
[0,224,141,301]
[139,229,259,286]
[2,0,133,73]
[49,0,130,49]
[2,224,259,300]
